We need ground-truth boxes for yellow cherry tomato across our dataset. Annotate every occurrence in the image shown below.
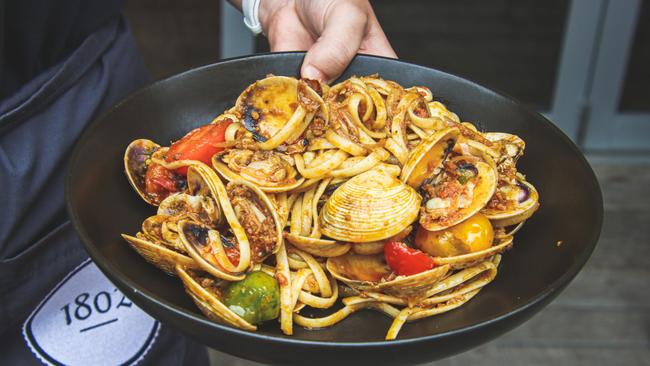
[415,213,494,257]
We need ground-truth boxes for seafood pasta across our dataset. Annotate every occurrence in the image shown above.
[122,75,540,340]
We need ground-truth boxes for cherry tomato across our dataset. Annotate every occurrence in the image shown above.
[225,246,240,266]
[384,241,435,276]
[415,213,494,257]
[144,163,178,201]
[166,119,232,175]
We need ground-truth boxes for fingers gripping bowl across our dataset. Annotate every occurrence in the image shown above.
[66,53,602,365]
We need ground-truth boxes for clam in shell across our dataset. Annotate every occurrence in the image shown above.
[418,155,497,232]
[158,193,221,227]
[484,132,526,164]
[175,265,256,331]
[178,220,246,281]
[401,127,497,231]
[124,139,173,205]
[326,253,450,305]
[182,164,283,276]
[482,178,540,227]
[401,127,460,188]
[122,233,199,276]
[319,169,421,243]
[431,235,513,270]
[236,76,325,150]
[212,149,304,192]
[121,214,200,276]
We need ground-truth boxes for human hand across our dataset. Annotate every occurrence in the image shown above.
[258,0,397,82]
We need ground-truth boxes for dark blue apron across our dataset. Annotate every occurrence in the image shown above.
[0,17,209,366]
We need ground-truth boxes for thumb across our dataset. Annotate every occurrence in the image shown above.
[301,3,367,82]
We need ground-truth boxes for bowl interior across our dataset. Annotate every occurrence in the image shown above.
[67,53,601,349]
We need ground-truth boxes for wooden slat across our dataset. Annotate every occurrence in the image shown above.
[433,347,650,366]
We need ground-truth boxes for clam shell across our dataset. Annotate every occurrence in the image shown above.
[432,235,513,269]
[236,76,300,142]
[225,179,283,263]
[326,253,450,304]
[192,163,283,270]
[401,127,460,188]
[121,233,198,276]
[175,265,256,331]
[419,157,498,231]
[212,150,305,192]
[140,214,185,253]
[319,169,421,243]
[484,132,526,162]
[236,76,324,150]
[157,193,221,227]
[482,179,540,227]
[178,220,246,281]
[124,139,162,205]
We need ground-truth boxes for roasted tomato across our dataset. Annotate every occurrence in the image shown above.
[166,119,232,175]
[415,213,494,257]
[144,163,179,202]
[384,241,435,276]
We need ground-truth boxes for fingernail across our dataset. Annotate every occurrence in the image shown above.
[302,64,326,82]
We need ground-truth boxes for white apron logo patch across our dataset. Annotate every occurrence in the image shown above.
[22,259,160,366]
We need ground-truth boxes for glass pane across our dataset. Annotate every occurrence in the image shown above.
[619,0,650,112]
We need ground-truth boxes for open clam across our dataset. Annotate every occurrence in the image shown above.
[401,127,497,231]
[401,127,460,188]
[158,193,221,227]
[139,214,185,252]
[484,132,525,163]
[430,235,513,269]
[482,132,526,184]
[176,265,257,331]
[121,214,199,275]
[236,76,326,150]
[151,163,225,227]
[326,253,450,305]
[482,177,539,227]
[225,180,283,262]
[319,169,421,243]
[183,163,283,276]
[178,220,246,281]
[212,149,304,192]
[418,155,497,231]
[124,139,186,205]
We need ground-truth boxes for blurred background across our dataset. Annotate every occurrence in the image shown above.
[124,1,649,365]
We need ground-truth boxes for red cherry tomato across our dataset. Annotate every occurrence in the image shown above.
[166,119,232,175]
[384,241,436,276]
[144,163,178,201]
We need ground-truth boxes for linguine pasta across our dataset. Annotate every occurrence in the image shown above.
[122,74,539,340]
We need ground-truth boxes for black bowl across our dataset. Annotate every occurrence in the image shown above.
[66,53,602,365]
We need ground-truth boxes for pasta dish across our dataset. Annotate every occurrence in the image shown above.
[122,75,540,340]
